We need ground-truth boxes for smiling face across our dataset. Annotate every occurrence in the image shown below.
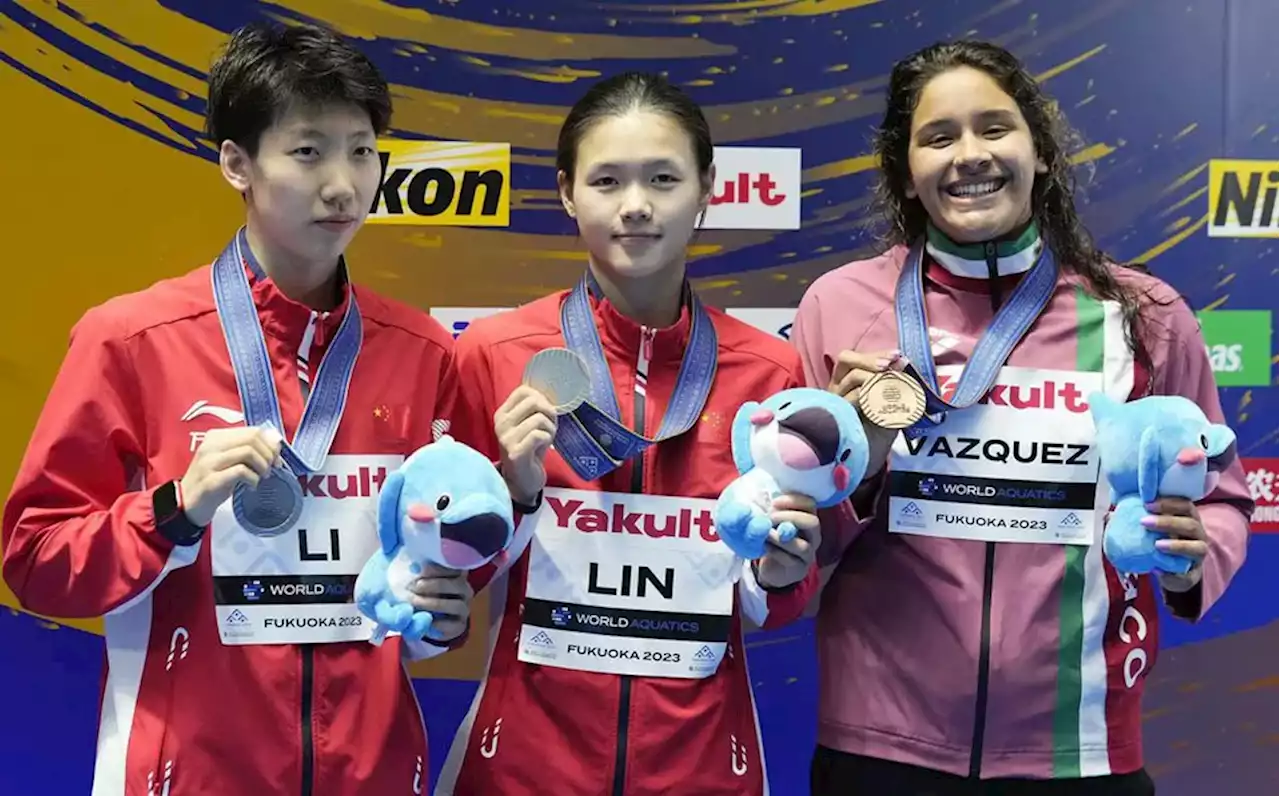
[904,66,1047,243]
[558,109,712,282]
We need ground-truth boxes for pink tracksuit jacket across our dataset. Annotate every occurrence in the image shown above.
[791,243,1252,780]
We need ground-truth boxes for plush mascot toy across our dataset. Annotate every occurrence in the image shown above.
[1089,392,1236,575]
[715,387,870,561]
[355,435,515,645]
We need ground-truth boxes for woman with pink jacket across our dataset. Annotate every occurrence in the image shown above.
[791,40,1252,795]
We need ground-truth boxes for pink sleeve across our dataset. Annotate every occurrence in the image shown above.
[790,285,833,389]
[791,286,883,593]
[1150,299,1253,621]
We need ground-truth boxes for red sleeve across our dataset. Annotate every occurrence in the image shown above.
[1149,298,1253,621]
[2,306,192,619]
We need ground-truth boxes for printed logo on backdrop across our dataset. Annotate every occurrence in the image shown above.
[1207,159,1279,238]
[429,307,511,338]
[368,141,511,227]
[725,308,796,341]
[1242,458,1279,533]
[1196,310,1274,387]
[702,147,802,230]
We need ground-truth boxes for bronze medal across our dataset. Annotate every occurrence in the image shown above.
[857,370,927,430]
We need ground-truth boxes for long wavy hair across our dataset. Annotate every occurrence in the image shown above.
[873,40,1159,380]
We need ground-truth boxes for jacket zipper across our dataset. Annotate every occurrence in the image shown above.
[967,544,996,777]
[984,241,1002,313]
[968,242,1001,778]
[611,326,654,796]
[298,311,321,796]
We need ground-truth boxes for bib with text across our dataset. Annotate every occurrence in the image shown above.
[211,454,401,645]
[888,367,1101,545]
[519,488,739,679]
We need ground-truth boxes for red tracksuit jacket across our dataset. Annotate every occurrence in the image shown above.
[2,257,459,795]
[433,287,819,796]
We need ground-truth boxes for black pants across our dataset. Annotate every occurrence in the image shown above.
[811,746,1157,796]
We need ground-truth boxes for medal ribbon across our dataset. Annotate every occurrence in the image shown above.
[552,274,718,481]
[211,228,363,520]
[895,237,1059,431]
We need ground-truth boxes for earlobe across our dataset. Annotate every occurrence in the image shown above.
[904,181,918,200]
[1035,157,1049,174]
[556,170,576,219]
[219,140,252,194]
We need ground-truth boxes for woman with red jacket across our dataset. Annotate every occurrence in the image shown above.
[435,72,821,796]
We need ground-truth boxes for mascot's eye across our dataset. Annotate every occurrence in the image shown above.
[840,449,850,463]
[1199,434,1209,449]
[436,494,451,512]
[778,402,791,411]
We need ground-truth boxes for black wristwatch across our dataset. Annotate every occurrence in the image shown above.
[153,480,206,546]
[513,490,543,515]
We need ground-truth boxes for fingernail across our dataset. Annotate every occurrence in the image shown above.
[1140,515,1158,529]
[888,350,903,362]
[874,357,892,371]
[1154,539,1174,551]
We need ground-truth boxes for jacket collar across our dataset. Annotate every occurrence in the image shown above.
[236,227,352,348]
[585,277,693,368]
[925,220,1041,279]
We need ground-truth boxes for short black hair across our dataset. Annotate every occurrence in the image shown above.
[205,21,392,156]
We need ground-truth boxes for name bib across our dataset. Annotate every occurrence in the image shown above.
[887,367,1101,545]
[211,455,401,645]
[518,488,738,679]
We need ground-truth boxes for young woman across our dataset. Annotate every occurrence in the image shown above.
[2,22,472,795]
[438,72,821,795]
[791,40,1252,795]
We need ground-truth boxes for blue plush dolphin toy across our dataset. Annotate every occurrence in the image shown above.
[715,388,870,561]
[355,435,515,645]
[1089,392,1236,575]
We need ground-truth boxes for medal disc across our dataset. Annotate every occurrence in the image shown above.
[233,467,304,537]
[522,347,591,415]
[857,370,927,430]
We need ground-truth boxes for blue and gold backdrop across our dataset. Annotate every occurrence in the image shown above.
[1,1,1275,793]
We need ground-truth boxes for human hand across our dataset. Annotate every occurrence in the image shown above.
[1143,497,1207,592]
[407,563,474,641]
[495,385,558,504]
[827,349,908,477]
[180,426,284,526]
[754,493,822,589]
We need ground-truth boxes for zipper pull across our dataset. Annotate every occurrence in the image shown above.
[983,242,1003,312]
[313,311,328,348]
[639,327,655,372]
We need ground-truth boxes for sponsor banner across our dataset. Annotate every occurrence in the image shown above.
[889,471,1097,510]
[704,147,802,230]
[725,307,796,341]
[1197,310,1273,386]
[1242,457,1279,533]
[367,140,510,227]
[431,305,800,341]
[518,488,736,678]
[212,574,356,606]
[522,597,730,642]
[1207,159,1279,238]
[210,454,398,646]
[518,625,723,679]
[215,604,369,645]
[890,497,1093,545]
[429,306,511,338]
